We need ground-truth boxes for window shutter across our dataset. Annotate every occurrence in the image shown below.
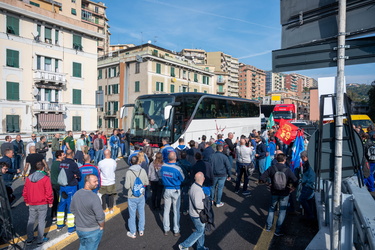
[6,82,19,100]
[161,82,164,92]
[73,89,81,104]
[114,119,118,128]
[156,63,161,74]
[13,116,20,132]
[135,81,140,92]
[73,62,82,77]
[6,49,19,68]
[7,16,19,35]
[114,102,119,112]
[45,27,52,41]
[170,84,174,93]
[6,116,13,132]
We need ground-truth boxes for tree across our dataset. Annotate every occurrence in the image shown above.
[368,81,375,122]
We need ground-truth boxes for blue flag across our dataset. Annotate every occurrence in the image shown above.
[291,130,305,172]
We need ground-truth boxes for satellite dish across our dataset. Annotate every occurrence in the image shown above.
[147,40,152,44]
[32,87,39,96]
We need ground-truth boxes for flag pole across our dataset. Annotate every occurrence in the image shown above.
[332,0,346,249]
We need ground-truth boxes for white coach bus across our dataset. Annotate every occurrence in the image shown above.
[121,93,260,147]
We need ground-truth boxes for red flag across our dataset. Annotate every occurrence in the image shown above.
[275,119,299,145]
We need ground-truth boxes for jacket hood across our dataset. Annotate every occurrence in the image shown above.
[129,164,142,172]
[29,171,47,183]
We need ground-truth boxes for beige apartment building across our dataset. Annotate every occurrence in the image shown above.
[97,44,216,133]
[0,0,105,133]
[206,52,239,97]
[238,63,266,101]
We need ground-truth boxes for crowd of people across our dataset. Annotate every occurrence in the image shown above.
[0,126,321,249]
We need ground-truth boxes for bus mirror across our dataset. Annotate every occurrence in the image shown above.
[164,105,172,120]
[120,104,135,119]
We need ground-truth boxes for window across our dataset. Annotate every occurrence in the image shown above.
[194,73,198,82]
[73,34,82,50]
[170,67,175,77]
[6,115,20,133]
[183,70,187,79]
[203,76,210,85]
[37,55,41,70]
[44,57,52,71]
[45,27,52,43]
[72,89,82,104]
[6,49,19,68]
[98,69,102,79]
[30,1,40,7]
[72,116,81,131]
[170,84,175,93]
[109,67,117,78]
[135,62,140,74]
[114,119,118,129]
[37,24,41,37]
[71,8,77,15]
[95,17,99,24]
[98,118,102,128]
[95,6,99,13]
[45,89,52,102]
[72,0,76,3]
[112,84,119,94]
[114,102,119,112]
[135,81,140,92]
[156,63,161,74]
[152,49,158,56]
[55,59,59,72]
[55,30,59,44]
[72,62,82,78]
[6,16,19,36]
[194,89,197,92]
[6,82,19,101]
[156,82,163,92]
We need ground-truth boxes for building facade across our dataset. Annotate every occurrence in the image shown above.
[0,0,104,133]
[97,44,216,133]
[238,63,266,101]
[266,71,285,94]
[206,52,239,97]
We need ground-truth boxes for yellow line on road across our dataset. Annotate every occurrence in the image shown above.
[47,202,128,250]
[253,215,278,250]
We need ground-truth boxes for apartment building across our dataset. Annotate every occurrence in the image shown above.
[97,43,215,133]
[266,71,285,94]
[284,73,317,99]
[206,52,239,97]
[0,0,105,133]
[238,63,266,101]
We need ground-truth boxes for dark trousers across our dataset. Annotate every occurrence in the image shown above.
[150,181,163,209]
[101,194,114,210]
[235,164,249,192]
[51,184,60,218]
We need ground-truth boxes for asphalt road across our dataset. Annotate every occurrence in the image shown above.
[5,151,318,250]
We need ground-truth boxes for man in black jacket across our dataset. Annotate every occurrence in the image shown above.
[191,152,213,196]
[224,132,238,172]
[260,153,298,236]
[57,149,81,233]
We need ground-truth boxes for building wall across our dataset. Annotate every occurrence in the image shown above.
[310,87,319,122]
[0,0,103,133]
[239,64,266,101]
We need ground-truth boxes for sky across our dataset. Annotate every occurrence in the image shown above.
[104,0,375,84]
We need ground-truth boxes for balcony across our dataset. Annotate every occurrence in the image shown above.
[34,102,66,113]
[104,110,117,118]
[34,70,66,86]
[217,89,225,94]
[217,78,226,85]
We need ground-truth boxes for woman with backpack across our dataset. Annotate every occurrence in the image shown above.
[148,152,164,210]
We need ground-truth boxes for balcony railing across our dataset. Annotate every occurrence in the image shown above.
[34,102,66,113]
[104,110,117,117]
[34,70,66,85]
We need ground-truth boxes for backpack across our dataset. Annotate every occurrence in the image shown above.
[57,168,68,186]
[130,170,144,197]
[190,194,215,228]
[367,144,375,161]
[273,165,288,190]
[222,142,230,156]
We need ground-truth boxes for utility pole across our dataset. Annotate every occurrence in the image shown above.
[332,0,346,249]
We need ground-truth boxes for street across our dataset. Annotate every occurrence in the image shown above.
[4,155,318,250]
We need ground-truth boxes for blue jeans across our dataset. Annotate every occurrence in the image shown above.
[120,143,125,156]
[88,148,95,162]
[266,195,289,234]
[163,189,181,233]
[14,154,22,170]
[128,196,146,234]
[94,150,103,165]
[77,228,103,250]
[211,176,226,204]
[181,185,190,213]
[111,146,118,160]
[180,216,206,250]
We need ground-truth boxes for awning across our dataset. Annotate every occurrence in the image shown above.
[38,113,66,130]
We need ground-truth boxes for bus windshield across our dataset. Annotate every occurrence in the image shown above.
[130,96,173,145]
[273,111,293,119]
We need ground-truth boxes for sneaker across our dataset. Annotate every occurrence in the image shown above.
[174,232,181,237]
[164,231,169,236]
[242,190,251,196]
[265,228,271,232]
[127,231,136,238]
[139,231,144,236]
[26,239,33,246]
[68,231,76,235]
[274,232,284,236]
[216,202,224,208]
[52,217,57,224]
[37,237,49,246]
[109,209,114,214]
[178,244,189,250]
[56,227,63,232]
[234,190,239,194]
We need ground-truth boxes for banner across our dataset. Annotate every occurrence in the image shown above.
[266,113,275,130]
[291,130,305,172]
[275,119,298,145]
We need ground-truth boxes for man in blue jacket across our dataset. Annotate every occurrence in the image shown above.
[160,152,184,236]
[160,137,176,163]
[0,149,20,204]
